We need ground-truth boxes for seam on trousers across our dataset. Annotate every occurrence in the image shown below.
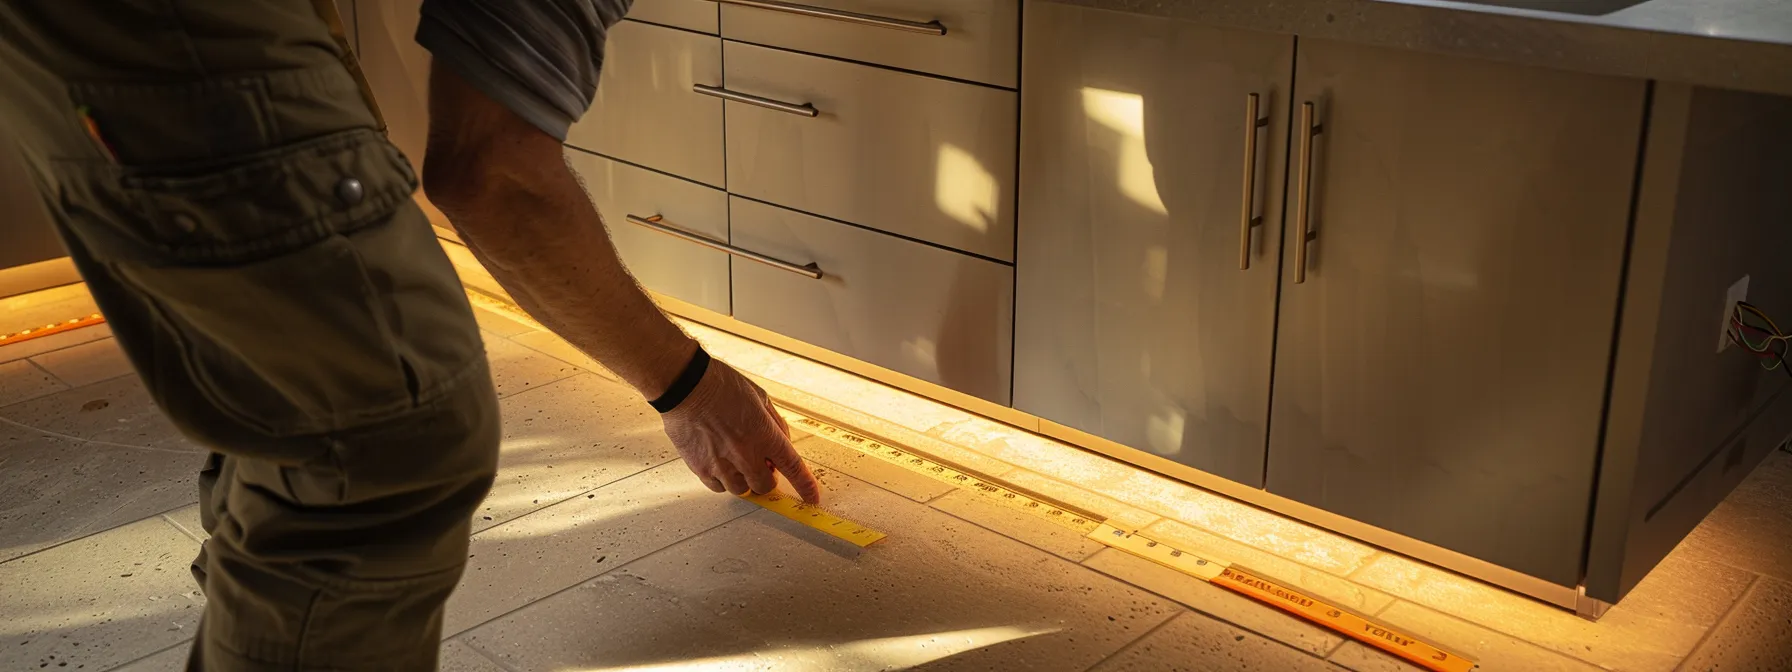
[108,259,289,440]
[293,587,324,671]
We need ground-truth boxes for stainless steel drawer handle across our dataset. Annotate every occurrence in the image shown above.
[1238,93,1269,271]
[626,214,824,280]
[715,0,947,35]
[692,84,819,118]
[1293,101,1324,284]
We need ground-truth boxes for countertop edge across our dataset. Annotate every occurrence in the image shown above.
[1035,0,1792,98]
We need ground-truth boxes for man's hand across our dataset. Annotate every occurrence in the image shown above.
[662,360,821,503]
[421,65,822,503]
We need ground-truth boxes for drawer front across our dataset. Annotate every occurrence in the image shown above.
[730,197,1013,404]
[567,20,725,187]
[722,41,1018,261]
[628,0,718,33]
[719,0,1020,88]
[566,151,731,315]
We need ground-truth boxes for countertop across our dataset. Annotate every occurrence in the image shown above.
[1037,0,1792,97]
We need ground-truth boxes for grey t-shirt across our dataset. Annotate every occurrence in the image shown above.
[415,0,635,140]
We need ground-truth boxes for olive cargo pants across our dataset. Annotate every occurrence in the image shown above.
[0,1,500,669]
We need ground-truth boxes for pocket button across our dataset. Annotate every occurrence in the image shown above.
[170,213,200,234]
[335,177,365,206]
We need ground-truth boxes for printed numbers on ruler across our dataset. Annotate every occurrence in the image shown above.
[742,490,887,547]
[781,409,1100,534]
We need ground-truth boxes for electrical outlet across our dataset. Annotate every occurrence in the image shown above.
[1719,275,1750,353]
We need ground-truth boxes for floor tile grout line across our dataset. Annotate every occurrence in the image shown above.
[502,334,621,384]
[456,638,522,672]
[0,501,200,567]
[1671,572,1762,672]
[0,414,199,455]
[99,637,193,672]
[491,366,584,401]
[1077,609,1184,672]
[0,326,110,365]
[445,502,763,640]
[470,455,684,538]
[1076,547,1339,655]
[1379,596,1609,670]
[923,491,1104,563]
[25,355,74,389]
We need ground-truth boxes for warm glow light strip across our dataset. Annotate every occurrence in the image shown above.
[786,406,1475,672]
[0,313,105,346]
[463,286,1474,671]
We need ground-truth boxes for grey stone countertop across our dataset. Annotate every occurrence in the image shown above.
[1037,0,1792,97]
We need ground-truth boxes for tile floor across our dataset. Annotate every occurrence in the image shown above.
[2,286,1791,671]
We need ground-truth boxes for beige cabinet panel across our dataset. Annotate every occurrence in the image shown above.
[567,151,731,315]
[722,41,1017,261]
[1267,38,1647,587]
[568,20,725,187]
[719,0,1019,88]
[628,0,718,33]
[730,197,1013,404]
[1013,2,1294,487]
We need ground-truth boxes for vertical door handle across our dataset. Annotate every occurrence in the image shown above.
[1294,102,1324,284]
[1239,93,1269,270]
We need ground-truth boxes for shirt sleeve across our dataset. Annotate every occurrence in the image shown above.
[415,0,634,141]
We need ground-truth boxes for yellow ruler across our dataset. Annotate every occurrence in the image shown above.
[779,409,1106,534]
[741,490,887,547]
[781,404,1475,672]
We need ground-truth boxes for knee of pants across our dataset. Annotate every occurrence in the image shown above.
[191,366,499,667]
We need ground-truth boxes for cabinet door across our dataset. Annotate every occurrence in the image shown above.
[1013,2,1293,487]
[1267,39,1646,586]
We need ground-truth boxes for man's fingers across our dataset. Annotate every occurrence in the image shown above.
[739,458,778,495]
[717,469,751,496]
[696,473,726,494]
[767,400,791,435]
[772,448,823,504]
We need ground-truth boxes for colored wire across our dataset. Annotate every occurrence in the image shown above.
[1726,302,1792,378]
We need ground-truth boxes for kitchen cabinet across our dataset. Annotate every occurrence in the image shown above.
[1264,38,1647,587]
[1013,2,1293,487]
[567,20,725,188]
[731,197,1015,404]
[356,0,430,178]
[718,0,1020,89]
[0,137,71,296]
[628,0,717,34]
[721,40,1018,262]
[566,151,732,315]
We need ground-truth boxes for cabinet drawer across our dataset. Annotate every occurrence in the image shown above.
[628,0,717,33]
[567,20,724,187]
[730,197,1013,404]
[566,151,731,315]
[719,0,1019,88]
[721,41,1018,262]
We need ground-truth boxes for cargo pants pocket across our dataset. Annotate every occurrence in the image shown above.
[51,126,486,445]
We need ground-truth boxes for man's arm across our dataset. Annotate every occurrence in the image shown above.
[419,65,821,503]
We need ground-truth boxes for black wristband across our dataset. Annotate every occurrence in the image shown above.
[649,346,710,413]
